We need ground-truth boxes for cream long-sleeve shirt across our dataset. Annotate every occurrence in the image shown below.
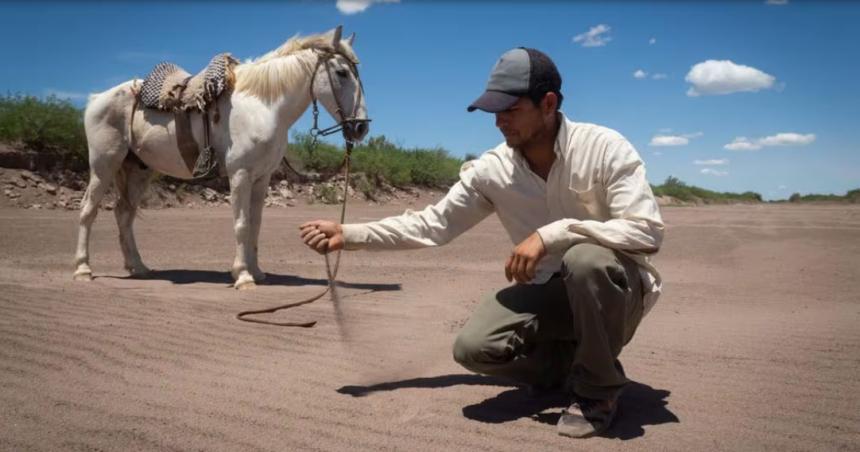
[342,115,666,315]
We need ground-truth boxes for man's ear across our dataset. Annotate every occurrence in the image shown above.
[542,92,558,115]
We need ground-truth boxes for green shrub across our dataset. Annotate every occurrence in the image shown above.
[789,190,860,203]
[289,132,462,189]
[287,132,344,173]
[407,147,462,187]
[0,94,87,164]
[316,184,340,204]
[353,136,413,186]
[651,176,763,204]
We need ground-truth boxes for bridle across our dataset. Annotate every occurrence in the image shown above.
[236,48,369,328]
[308,49,370,146]
[279,49,370,182]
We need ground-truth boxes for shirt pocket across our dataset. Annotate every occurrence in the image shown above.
[568,178,608,220]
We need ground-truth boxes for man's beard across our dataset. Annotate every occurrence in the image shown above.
[505,133,534,152]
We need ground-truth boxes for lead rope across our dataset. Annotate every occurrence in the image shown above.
[279,99,349,182]
[235,142,353,328]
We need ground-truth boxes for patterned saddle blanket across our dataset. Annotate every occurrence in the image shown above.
[139,53,238,112]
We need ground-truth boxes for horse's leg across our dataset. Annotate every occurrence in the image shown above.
[229,169,256,290]
[113,157,153,277]
[73,155,123,281]
[247,173,271,283]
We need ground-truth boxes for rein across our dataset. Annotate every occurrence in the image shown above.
[236,48,368,328]
[235,142,353,328]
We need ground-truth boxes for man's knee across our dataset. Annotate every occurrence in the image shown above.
[561,243,617,285]
[561,243,639,318]
[452,328,485,368]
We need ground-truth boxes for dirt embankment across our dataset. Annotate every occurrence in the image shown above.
[0,164,764,211]
[4,143,846,210]
[0,145,445,211]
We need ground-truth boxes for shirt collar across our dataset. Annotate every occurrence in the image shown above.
[554,111,569,158]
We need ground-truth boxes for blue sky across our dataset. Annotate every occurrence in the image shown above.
[2,1,858,199]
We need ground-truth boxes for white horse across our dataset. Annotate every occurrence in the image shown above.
[74,26,368,289]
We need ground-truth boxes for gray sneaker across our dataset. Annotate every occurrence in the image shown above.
[557,396,618,438]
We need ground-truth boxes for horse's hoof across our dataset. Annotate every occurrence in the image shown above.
[126,266,152,279]
[252,271,267,283]
[235,281,257,291]
[234,274,256,290]
[73,271,93,282]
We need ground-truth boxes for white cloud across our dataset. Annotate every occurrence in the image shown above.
[758,132,816,146]
[685,60,776,96]
[766,0,788,5]
[701,168,729,176]
[635,70,667,80]
[694,159,729,166]
[649,37,657,45]
[573,24,612,47]
[724,133,815,151]
[44,88,88,101]
[724,137,761,151]
[650,131,701,147]
[650,135,689,147]
[336,0,398,15]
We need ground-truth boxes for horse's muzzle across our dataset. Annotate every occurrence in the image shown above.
[343,119,370,143]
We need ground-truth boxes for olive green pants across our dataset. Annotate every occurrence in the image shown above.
[452,243,644,400]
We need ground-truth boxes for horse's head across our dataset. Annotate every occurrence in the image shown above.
[310,26,370,143]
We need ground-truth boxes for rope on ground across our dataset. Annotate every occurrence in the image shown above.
[235,146,352,328]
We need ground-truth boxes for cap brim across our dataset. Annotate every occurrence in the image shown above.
[467,90,520,113]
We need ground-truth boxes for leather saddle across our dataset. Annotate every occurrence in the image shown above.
[137,53,238,177]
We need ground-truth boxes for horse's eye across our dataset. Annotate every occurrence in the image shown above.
[336,69,349,77]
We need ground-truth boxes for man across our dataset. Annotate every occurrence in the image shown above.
[300,47,664,438]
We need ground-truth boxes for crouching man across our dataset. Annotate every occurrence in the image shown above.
[300,47,664,438]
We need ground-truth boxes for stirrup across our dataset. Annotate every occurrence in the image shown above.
[192,146,217,178]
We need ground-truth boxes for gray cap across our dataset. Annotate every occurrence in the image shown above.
[468,47,562,113]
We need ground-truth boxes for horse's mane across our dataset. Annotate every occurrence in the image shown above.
[234,32,359,103]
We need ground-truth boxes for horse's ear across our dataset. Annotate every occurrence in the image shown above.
[332,25,343,47]
[347,32,355,46]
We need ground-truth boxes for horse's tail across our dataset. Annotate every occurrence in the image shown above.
[114,160,132,213]
[115,149,150,219]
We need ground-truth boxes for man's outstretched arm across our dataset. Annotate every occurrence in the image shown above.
[298,165,494,254]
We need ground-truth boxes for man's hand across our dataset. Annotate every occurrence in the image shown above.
[299,220,344,254]
[505,232,547,283]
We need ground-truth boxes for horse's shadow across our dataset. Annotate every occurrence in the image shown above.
[338,374,678,440]
[102,269,401,292]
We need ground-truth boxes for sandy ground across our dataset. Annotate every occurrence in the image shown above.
[1,202,859,451]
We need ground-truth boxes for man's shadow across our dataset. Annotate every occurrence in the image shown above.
[338,375,677,440]
[465,380,678,439]
[102,269,401,292]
